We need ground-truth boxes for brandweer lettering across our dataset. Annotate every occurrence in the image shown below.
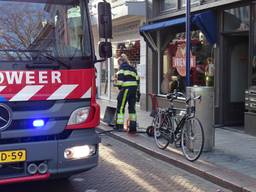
[0,71,62,85]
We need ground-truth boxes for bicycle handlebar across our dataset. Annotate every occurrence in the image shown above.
[166,92,185,100]
[185,95,201,104]
[166,92,201,105]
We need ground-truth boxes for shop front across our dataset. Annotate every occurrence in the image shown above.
[140,10,217,100]
[246,1,256,135]
[98,20,146,103]
[218,5,250,128]
[141,0,256,135]
[99,39,141,101]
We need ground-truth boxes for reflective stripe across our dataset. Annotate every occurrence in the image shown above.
[117,114,124,119]
[118,70,138,78]
[117,119,124,124]
[81,88,91,99]
[47,84,78,100]
[117,114,124,124]
[10,85,43,101]
[115,80,123,86]
[116,81,138,87]
[122,81,138,87]
[0,86,6,92]
[120,89,128,113]
[129,113,137,121]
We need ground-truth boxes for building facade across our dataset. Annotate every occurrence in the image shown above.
[90,0,146,104]
[141,0,256,135]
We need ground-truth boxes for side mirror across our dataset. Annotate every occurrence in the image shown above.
[99,42,112,58]
[98,2,112,39]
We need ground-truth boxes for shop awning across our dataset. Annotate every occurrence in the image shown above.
[192,11,217,45]
[140,17,186,32]
[140,11,217,49]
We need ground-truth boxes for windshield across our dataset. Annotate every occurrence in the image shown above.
[0,0,92,63]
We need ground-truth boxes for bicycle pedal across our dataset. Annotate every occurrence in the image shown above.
[168,135,174,144]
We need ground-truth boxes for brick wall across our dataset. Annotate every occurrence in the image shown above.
[116,40,140,67]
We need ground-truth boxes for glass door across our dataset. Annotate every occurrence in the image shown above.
[99,60,110,99]
[110,57,119,101]
[223,35,249,126]
[221,6,250,126]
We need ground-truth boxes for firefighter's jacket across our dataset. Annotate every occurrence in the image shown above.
[114,63,139,90]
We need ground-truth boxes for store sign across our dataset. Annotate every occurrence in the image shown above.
[173,42,196,77]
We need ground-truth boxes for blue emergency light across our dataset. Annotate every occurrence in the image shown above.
[33,119,45,127]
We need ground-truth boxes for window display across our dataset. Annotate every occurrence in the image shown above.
[160,31,214,95]
[111,40,141,99]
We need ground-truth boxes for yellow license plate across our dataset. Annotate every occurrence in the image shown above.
[0,150,26,163]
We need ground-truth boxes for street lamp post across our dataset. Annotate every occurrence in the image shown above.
[185,0,191,86]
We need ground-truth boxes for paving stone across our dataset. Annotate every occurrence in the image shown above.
[98,99,256,180]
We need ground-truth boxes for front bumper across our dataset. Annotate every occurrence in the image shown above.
[0,129,101,184]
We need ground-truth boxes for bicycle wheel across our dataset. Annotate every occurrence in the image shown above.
[153,111,170,150]
[181,117,204,161]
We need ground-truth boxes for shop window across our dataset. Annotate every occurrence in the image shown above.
[160,48,170,94]
[110,40,141,99]
[224,6,250,32]
[159,31,214,95]
[160,0,177,12]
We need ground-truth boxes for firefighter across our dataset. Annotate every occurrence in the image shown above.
[114,53,139,133]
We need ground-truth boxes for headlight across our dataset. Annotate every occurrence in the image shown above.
[68,107,90,125]
[64,145,96,160]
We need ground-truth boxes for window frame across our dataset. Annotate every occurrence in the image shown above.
[223,5,250,33]
[180,0,200,8]
[159,0,178,14]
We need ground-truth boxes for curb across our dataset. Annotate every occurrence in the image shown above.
[98,124,256,192]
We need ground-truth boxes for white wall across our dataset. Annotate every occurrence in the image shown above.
[138,36,146,94]
[89,0,146,99]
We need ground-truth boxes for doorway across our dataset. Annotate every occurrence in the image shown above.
[99,57,122,101]
[223,34,249,126]
[99,60,110,99]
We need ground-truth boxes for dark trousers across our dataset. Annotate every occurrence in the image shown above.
[116,88,137,132]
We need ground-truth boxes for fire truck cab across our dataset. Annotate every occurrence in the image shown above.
[0,0,112,184]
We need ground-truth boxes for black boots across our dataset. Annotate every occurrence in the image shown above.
[114,121,137,133]
[128,121,137,133]
[113,124,124,132]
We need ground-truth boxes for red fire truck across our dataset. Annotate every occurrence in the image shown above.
[0,0,112,184]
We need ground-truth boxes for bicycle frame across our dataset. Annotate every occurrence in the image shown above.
[158,99,197,143]
[154,91,204,161]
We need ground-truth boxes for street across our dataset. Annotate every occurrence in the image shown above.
[0,0,253,191]
[0,135,229,192]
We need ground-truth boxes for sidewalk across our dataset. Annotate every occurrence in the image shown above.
[98,99,256,192]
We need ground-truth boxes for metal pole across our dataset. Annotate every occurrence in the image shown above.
[185,0,191,86]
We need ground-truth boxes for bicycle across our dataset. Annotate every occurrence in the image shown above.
[153,91,204,162]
